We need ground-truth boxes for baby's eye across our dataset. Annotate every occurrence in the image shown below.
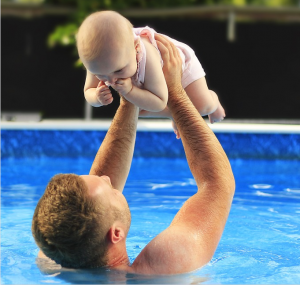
[115,69,123,73]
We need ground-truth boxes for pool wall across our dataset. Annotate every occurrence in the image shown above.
[1,120,300,159]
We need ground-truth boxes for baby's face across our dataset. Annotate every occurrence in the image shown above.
[84,43,137,85]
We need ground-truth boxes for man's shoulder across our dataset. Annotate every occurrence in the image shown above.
[131,227,199,275]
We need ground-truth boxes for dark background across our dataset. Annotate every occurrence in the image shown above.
[2,15,300,119]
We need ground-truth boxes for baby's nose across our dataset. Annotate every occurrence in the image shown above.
[107,77,117,84]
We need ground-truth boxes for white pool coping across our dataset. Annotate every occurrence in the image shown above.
[1,119,300,134]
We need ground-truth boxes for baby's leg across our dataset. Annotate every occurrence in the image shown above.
[184,77,225,123]
[207,90,226,124]
[184,77,217,115]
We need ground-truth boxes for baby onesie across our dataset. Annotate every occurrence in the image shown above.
[132,26,206,89]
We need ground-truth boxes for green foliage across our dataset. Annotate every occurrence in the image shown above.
[247,0,297,5]
[45,0,298,64]
[48,23,78,47]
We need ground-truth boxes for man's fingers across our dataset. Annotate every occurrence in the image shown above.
[155,34,178,57]
[155,33,182,91]
[155,34,172,49]
[155,34,181,64]
[155,34,171,60]
[156,40,169,61]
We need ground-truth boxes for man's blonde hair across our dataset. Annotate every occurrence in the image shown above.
[32,174,111,268]
[76,11,134,62]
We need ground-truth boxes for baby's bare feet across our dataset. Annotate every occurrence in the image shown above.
[208,103,226,124]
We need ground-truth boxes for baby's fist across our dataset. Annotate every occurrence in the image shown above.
[112,78,132,97]
[96,81,113,105]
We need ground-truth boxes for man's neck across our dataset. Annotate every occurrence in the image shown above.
[106,241,131,269]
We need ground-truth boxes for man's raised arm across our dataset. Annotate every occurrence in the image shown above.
[132,35,235,275]
[157,36,234,193]
[162,33,235,270]
[89,98,139,192]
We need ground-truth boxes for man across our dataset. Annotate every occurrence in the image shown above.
[32,34,235,275]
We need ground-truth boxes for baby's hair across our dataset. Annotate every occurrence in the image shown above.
[77,11,134,62]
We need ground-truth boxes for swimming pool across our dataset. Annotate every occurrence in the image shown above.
[1,120,300,284]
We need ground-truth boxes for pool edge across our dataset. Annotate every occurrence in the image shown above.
[1,119,300,134]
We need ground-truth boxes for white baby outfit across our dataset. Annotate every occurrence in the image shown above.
[132,26,206,89]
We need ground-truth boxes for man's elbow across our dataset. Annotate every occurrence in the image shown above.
[220,159,236,198]
[214,168,235,200]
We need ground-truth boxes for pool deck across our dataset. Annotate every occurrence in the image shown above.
[1,119,300,134]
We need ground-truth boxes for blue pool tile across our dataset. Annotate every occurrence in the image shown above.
[1,130,299,159]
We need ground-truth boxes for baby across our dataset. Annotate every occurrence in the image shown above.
[77,11,225,136]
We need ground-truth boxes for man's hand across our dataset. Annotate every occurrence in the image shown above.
[154,34,182,93]
[96,81,113,105]
[111,78,133,97]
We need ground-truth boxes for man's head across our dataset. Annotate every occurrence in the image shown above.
[32,173,131,268]
[76,11,138,85]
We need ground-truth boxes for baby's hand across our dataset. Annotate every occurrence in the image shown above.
[111,78,133,97]
[208,102,226,124]
[96,81,113,105]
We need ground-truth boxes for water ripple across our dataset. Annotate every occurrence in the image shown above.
[285,188,300,194]
[250,184,274,189]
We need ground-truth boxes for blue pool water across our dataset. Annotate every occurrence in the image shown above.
[1,130,300,284]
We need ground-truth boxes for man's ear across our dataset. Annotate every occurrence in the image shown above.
[107,225,125,244]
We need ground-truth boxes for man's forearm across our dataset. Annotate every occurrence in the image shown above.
[89,98,139,192]
[168,87,234,190]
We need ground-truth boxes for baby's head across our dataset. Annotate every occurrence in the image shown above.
[77,11,138,83]
[77,11,134,62]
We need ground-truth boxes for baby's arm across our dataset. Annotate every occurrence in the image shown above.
[84,70,113,107]
[112,38,168,112]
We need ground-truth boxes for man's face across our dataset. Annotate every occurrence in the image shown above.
[80,175,131,228]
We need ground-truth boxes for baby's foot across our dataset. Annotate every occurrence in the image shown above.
[208,103,226,124]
